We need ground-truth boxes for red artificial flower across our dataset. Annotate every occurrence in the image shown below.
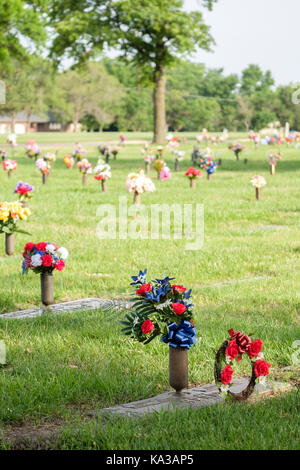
[172,285,187,294]
[41,254,53,267]
[221,365,234,385]
[254,360,271,377]
[36,242,47,252]
[141,319,155,335]
[17,185,31,195]
[23,242,35,257]
[172,303,186,315]
[55,259,65,271]
[248,339,263,359]
[185,168,201,177]
[94,174,104,180]
[136,283,152,296]
[225,339,239,361]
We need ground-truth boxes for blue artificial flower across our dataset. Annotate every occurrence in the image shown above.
[130,269,147,286]
[152,276,175,286]
[145,284,169,303]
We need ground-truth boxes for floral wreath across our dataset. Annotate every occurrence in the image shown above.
[214,329,271,401]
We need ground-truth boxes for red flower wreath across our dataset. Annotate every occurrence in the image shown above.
[215,329,271,400]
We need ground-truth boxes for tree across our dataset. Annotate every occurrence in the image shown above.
[0,0,46,68]
[57,62,124,132]
[48,0,218,142]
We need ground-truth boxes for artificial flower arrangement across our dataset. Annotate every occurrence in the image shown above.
[191,147,204,165]
[111,146,121,160]
[121,269,196,391]
[214,329,271,401]
[122,269,196,347]
[251,175,266,200]
[199,156,218,179]
[72,147,86,162]
[22,242,68,305]
[43,152,56,164]
[98,145,111,163]
[22,242,68,275]
[63,155,75,168]
[154,158,166,180]
[0,149,8,161]
[94,163,111,192]
[77,159,92,174]
[2,159,17,176]
[126,169,155,204]
[229,144,245,161]
[173,150,185,171]
[36,158,51,184]
[0,201,31,255]
[268,152,281,175]
[0,201,31,234]
[156,146,164,158]
[25,141,40,159]
[14,181,34,205]
[185,168,202,188]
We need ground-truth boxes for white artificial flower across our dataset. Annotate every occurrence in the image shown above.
[250,175,266,188]
[257,352,264,360]
[31,254,42,267]
[155,299,172,311]
[226,355,232,364]
[46,244,56,255]
[258,376,266,385]
[57,246,69,260]
[220,384,229,392]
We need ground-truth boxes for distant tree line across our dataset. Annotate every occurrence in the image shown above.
[0,1,299,137]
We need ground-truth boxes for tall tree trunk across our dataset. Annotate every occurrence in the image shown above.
[153,65,166,144]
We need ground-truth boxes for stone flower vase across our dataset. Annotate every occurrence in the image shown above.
[169,347,188,392]
[175,159,179,172]
[190,178,196,189]
[5,233,14,256]
[22,200,29,208]
[101,180,108,192]
[7,170,12,178]
[256,187,261,200]
[270,164,275,175]
[42,173,47,185]
[207,173,211,180]
[133,191,141,205]
[145,162,150,174]
[82,173,87,185]
[41,272,54,306]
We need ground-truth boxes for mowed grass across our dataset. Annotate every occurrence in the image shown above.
[0,134,299,449]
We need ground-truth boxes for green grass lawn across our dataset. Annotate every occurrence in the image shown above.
[0,134,299,449]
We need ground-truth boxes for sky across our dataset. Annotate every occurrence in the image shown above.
[185,0,299,86]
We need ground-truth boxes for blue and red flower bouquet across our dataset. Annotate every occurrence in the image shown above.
[121,269,196,349]
[22,242,68,275]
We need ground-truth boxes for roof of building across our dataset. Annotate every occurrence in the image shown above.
[0,111,50,123]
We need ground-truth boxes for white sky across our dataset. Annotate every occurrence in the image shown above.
[185,0,299,85]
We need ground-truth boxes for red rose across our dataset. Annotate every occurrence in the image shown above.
[41,254,53,267]
[172,285,187,294]
[225,339,239,361]
[55,259,65,271]
[248,339,263,359]
[172,303,186,315]
[141,319,154,335]
[136,283,151,296]
[221,365,233,385]
[36,242,47,252]
[254,360,271,377]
